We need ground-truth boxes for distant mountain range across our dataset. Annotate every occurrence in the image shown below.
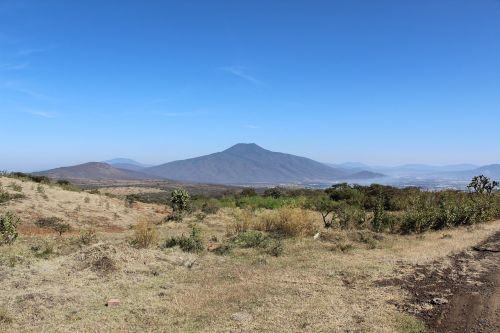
[327,162,500,180]
[35,143,383,184]
[32,143,499,187]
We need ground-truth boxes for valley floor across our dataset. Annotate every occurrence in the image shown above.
[1,176,499,332]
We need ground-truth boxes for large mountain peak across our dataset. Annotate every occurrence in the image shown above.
[223,143,267,155]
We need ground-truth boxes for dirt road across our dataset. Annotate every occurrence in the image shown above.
[400,231,499,333]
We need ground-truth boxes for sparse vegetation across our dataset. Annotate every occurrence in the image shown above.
[53,222,71,236]
[165,226,204,252]
[0,212,20,245]
[168,188,191,221]
[0,174,499,332]
[131,221,159,248]
[78,228,98,245]
[0,307,13,324]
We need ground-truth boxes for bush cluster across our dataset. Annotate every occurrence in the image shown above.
[165,226,203,253]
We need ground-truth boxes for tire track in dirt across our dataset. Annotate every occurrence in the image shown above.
[380,232,500,333]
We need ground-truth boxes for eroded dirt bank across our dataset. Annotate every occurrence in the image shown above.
[396,231,499,332]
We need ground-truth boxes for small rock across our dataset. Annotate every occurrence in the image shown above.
[313,232,320,240]
[231,311,253,322]
[207,243,220,252]
[106,299,120,307]
[431,297,448,305]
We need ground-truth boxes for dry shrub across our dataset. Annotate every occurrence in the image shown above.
[92,256,116,275]
[254,208,316,237]
[0,307,12,324]
[132,221,159,248]
[319,229,348,243]
[330,242,355,253]
[227,209,254,235]
[75,243,119,275]
[78,228,97,245]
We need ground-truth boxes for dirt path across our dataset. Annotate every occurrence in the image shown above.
[432,232,499,333]
[386,231,500,333]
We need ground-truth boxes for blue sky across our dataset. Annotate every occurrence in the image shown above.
[1,0,499,171]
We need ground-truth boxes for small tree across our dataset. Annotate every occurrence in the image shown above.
[52,222,71,236]
[240,187,257,197]
[0,212,20,245]
[310,195,340,228]
[468,175,499,195]
[263,187,282,199]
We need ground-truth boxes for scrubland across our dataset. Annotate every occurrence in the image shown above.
[1,175,499,332]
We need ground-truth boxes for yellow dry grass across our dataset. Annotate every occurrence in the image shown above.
[1,177,499,332]
[0,176,165,234]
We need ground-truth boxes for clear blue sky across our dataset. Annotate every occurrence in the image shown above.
[1,0,499,171]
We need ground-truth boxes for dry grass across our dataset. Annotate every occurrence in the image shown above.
[131,221,159,248]
[227,207,319,237]
[1,177,500,332]
[0,176,165,234]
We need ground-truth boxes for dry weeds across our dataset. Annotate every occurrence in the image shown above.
[1,177,499,332]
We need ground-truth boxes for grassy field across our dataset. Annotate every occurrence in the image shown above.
[1,176,499,332]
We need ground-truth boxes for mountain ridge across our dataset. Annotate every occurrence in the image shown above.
[145,143,383,184]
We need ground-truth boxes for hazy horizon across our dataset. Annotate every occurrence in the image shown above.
[1,1,499,171]
[2,141,495,173]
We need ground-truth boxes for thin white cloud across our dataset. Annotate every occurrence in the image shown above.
[23,109,57,118]
[244,124,260,129]
[3,81,54,101]
[0,62,29,70]
[17,46,55,56]
[220,66,265,86]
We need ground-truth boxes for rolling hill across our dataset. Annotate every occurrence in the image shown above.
[35,162,162,181]
[145,143,383,184]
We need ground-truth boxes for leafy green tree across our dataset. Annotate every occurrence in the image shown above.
[240,187,257,197]
[263,187,282,199]
[310,195,340,228]
[326,183,364,206]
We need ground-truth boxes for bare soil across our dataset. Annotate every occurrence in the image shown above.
[392,231,500,333]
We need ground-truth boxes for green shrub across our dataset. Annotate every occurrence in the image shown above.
[263,187,282,199]
[263,238,284,257]
[201,198,221,215]
[240,188,257,197]
[234,230,267,248]
[213,243,233,255]
[165,226,203,253]
[170,188,191,212]
[0,212,20,245]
